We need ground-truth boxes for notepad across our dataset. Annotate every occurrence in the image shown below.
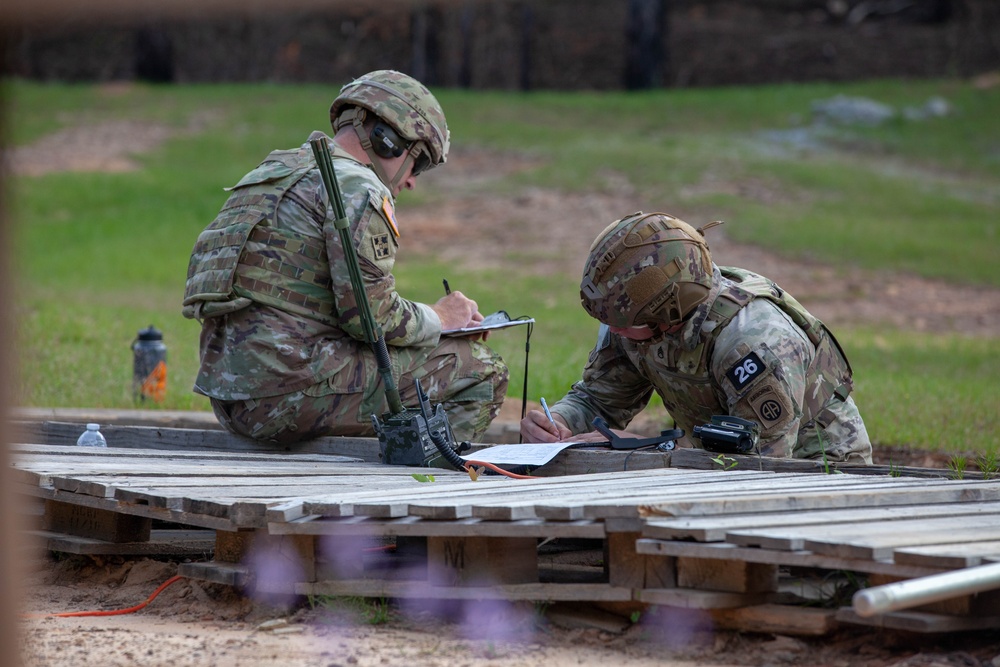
[442,311,534,336]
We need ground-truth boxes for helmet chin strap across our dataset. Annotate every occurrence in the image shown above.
[342,107,413,192]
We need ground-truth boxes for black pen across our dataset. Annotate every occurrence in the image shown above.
[443,279,451,295]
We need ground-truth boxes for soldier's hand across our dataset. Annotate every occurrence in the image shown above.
[520,410,572,443]
[432,291,480,331]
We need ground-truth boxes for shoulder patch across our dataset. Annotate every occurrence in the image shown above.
[726,351,766,391]
[381,196,400,237]
[744,380,795,433]
[371,233,392,260]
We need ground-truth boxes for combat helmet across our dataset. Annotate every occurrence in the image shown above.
[579,211,720,328]
[330,70,450,190]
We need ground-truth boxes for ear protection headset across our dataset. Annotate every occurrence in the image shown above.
[370,122,407,158]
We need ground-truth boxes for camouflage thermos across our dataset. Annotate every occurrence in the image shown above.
[132,325,167,403]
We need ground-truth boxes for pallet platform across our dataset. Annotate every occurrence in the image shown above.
[12,420,1000,636]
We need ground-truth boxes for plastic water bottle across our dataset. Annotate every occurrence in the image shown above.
[132,324,167,402]
[76,423,107,448]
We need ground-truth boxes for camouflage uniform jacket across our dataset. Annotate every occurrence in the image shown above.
[553,266,872,462]
[182,131,441,401]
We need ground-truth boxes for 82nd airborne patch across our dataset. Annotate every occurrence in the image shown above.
[372,233,391,259]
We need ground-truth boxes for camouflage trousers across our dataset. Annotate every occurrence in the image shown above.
[210,337,509,445]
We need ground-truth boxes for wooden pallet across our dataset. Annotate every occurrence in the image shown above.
[13,424,1000,635]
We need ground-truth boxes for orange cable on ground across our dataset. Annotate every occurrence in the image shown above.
[23,574,186,619]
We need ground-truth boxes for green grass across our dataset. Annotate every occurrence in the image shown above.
[5,77,999,454]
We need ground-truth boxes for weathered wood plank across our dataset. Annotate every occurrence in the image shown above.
[644,501,1000,542]
[711,604,839,636]
[268,515,607,539]
[303,468,723,519]
[297,579,634,602]
[635,539,944,579]
[893,540,1000,569]
[14,421,382,461]
[835,608,1000,632]
[31,529,215,556]
[641,478,1000,518]
[726,513,1000,559]
[43,499,151,543]
[397,469,773,521]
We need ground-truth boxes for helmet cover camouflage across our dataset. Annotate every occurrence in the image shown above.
[330,70,450,167]
[580,211,715,328]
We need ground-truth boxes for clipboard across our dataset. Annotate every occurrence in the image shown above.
[442,311,534,336]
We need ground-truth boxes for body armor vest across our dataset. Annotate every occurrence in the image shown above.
[628,267,853,433]
[183,143,342,326]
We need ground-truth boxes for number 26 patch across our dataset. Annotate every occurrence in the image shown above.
[726,351,766,390]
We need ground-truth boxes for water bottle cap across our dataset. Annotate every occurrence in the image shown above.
[137,325,163,341]
[86,423,101,430]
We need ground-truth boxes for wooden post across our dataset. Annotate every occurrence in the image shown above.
[605,531,675,589]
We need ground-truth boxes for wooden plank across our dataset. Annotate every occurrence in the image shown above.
[668,446,974,479]
[638,587,777,609]
[400,470,778,521]
[533,475,923,521]
[711,604,839,636]
[21,484,241,531]
[31,529,215,556]
[12,442,364,464]
[724,513,1000,559]
[635,539,945,579]
[466,472,867,522]
[178,560,250,588]
[13,420,382,461]
[268,515,607,539]
[835,608,1000,633]
[644,501,1000,542]
[893,540,1000,569]
[298,579,633,602]
[805,522,1000,561]
[305,468,735,519]
[43,499,151,543]
[641,478,1000,518]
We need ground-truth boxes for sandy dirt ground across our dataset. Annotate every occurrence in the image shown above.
[9,102,1000,666]
[16,553,1000,667]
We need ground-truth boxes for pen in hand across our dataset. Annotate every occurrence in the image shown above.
[540,397,558,432]
[443,279,451,295]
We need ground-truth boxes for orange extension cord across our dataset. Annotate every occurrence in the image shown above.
[462,460,538,480]
[23,574,186,619]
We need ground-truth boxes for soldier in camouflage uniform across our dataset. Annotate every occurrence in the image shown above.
[183,70,509,445]
[521,211,872,463]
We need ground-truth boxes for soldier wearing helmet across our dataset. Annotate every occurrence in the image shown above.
[521,211,872,463]
[183,70,508,445]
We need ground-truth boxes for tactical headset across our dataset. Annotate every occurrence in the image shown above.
[371,122,406,159]
[371,121,431,176]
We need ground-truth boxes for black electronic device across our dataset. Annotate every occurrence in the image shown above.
[692,415,760,455]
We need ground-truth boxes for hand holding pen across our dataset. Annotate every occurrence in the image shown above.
[521,397,572,442]
[434,277,487,338]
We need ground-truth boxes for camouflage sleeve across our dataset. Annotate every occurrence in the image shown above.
[326,182,441,348]
[710,299,813,458]
[552,325,654,435]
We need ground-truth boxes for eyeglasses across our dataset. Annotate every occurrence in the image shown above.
[411,146,433,177]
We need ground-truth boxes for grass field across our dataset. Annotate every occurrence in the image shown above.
[4,77,998,455]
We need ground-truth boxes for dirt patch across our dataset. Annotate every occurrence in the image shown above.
[18,554,1000,667]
